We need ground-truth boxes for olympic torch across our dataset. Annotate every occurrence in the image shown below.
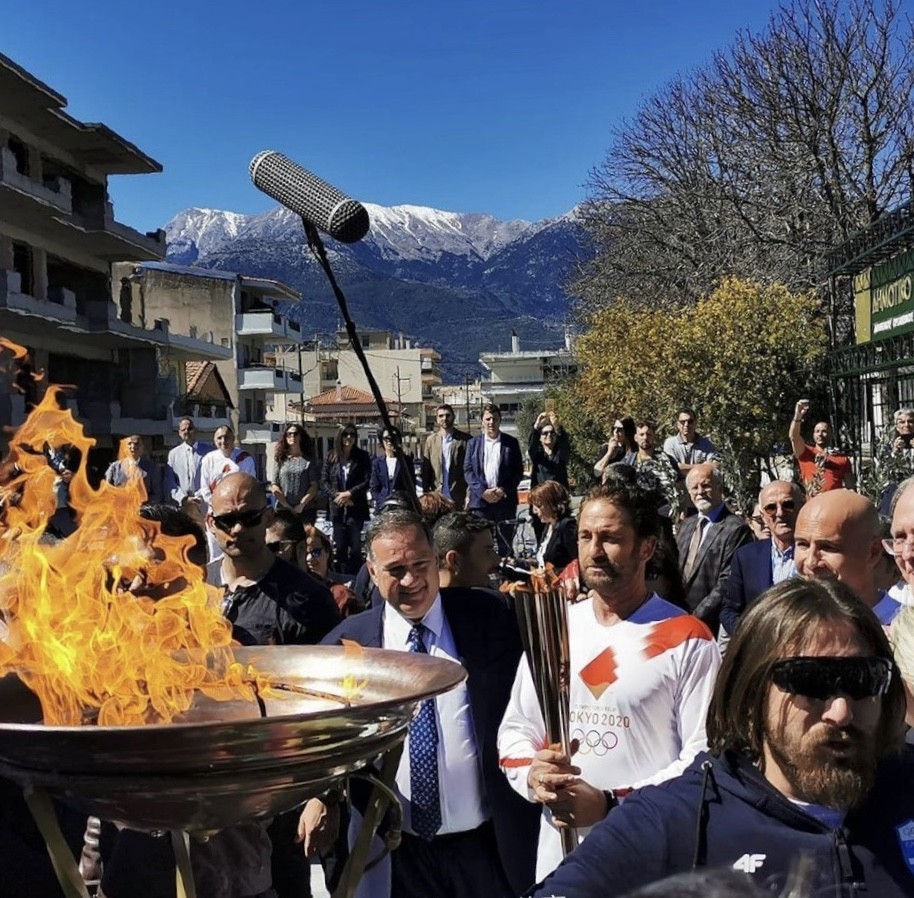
[504,565,578,857]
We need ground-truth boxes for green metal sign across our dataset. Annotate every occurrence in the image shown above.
[855,247,914,344]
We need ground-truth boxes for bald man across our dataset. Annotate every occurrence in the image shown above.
[793,489,892,619]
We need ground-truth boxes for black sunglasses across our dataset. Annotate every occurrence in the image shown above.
[212,507,267,533]
[266,538,298,554]
[762,500,796,514]
[770,656,893,702]
[541,429,556,436]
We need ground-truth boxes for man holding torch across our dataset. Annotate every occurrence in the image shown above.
[497,481,721,878]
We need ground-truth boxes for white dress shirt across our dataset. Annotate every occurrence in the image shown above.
[483,435,501,489]
[382,594,488,835]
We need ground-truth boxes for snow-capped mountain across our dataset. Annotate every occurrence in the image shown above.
[162,202,590,376]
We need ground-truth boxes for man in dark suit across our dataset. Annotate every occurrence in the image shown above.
[300,509,539,898]
[676,463,752,635]
[464,403,524,555]
[720,480,803,638]
[422,404,471,508]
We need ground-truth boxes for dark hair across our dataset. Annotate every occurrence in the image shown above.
[330,425,359,462]
[645,531,688,610]
[365,509,432,560]
[580,478,662,541]
[481,403,502,419]
[380,425,402,444]
[436,404,455,416]
[418,491,455,528]
[268,507,306,542]
[433,511,494,561]
[274,424,312,464]
[707,578,906,761]
[676,407,696,421]
[529,480,570,519]
[138,504,208,570]
[618,416,637,452]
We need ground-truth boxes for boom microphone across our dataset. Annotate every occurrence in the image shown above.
[249,151,370,244]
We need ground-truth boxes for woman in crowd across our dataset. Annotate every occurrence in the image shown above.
[270,423,319,523]
[320,425,371,574]
[266,509,362,617]
[369,425,407,513]
[529,480,578,572]
[593,417,637,482]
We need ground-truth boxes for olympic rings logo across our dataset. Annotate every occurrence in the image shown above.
[570,728,619,756]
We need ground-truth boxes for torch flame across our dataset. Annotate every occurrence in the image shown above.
[0,342,249,726]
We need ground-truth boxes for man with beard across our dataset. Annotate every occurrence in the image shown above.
[790,398,855,492]
[677,464,752,634]
[525,577,912,897]
[498,481,721,879]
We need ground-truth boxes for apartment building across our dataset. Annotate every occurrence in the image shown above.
[114,262,303,478]
[479,332,577,437]
[0,52,230,476]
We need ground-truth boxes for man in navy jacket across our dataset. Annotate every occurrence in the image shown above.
[720,480,804,637]
[302,509,539,898]
[527,578,913,898]
[464,404,524,555]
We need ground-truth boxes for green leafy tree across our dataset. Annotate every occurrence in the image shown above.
[555,278,828,497]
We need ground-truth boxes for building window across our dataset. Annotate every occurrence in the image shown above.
[12,242,33,296]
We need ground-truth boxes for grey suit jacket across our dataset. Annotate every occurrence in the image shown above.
[676,507,752,634]
[421,428,470,508]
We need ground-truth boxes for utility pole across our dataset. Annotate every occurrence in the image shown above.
[464,372,472,428]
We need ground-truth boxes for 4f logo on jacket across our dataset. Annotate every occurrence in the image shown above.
[897,819,914,875]
[733,853,767,873]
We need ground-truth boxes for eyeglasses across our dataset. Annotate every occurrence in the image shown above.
[612,426,624,432]
[770,656,893,702]
[541,430,556,437]
[382,436,394,443]
[286,430,301,437]
[762,500,796,515]
[267,539,298,554]
[308,547,324,559]
[883,535,914,556]
[750,516,765,526]
[212,507,267,533]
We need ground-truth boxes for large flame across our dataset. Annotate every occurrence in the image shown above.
[0,353,250,726]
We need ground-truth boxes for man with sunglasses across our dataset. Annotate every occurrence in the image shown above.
[720,480,805,639]
[208,473,340,647]
[661,408,719,478]
[526,578,913,897]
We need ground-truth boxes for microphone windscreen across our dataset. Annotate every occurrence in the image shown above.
[249,151,370,244]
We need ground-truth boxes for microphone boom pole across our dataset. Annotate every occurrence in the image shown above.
[302,222,420,512]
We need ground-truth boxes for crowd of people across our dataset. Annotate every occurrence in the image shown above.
[8,394,914,898]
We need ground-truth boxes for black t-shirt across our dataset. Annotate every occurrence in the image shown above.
[222,557,341,646]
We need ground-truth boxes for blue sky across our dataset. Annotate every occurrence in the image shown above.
[4,0,783,231]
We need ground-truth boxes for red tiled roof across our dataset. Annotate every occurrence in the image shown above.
[307,385,397,406]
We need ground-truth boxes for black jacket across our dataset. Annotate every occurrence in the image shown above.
[320,447,372,524]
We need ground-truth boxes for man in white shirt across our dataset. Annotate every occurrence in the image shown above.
[498,480,721,879]
[301,510,539,898]
[165,417,209,509]
[464,404,524,554]
[198,426,256,507]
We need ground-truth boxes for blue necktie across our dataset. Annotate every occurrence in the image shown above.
[407,623,441,840]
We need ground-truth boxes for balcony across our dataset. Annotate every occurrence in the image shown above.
[237,364,302,393]
[170,402,231,434]
[240,422,284,445]
[0,147,73,215]
[235,310,302,339]
[0,268,79,325]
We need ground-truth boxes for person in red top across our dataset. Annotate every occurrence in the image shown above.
[789,398,855,493]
